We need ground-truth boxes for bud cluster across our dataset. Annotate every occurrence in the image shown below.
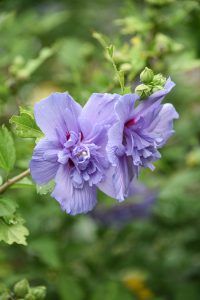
[0,279,46,300]
[135,67,167,99]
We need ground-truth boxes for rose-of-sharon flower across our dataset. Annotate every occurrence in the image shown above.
[106,78,179,201]
[30,92,119,215]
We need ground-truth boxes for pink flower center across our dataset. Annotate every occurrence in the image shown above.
[66,131,84,141]
[125,118,136,127]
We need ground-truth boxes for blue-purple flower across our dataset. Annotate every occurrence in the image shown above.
[30,92,119,215]
[30,78,179,215]
[106,78,179,201]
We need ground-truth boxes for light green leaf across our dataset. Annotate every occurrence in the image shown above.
[107,44,114,58]
[0,198,18,217]
[11,178,34,189]
[36,180,55,195]
[118,70,125,93]
[0,217,29,245]
[10,107,43,139]
[0,126,16,173]
[123,86,132,94]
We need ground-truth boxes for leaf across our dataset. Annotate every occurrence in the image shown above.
[10,107,43,139]
[29,237,61,268]
[58,276,83,300]
[107,44,114,58]
[36,180,55,195]
[118,69,125,93]
[11,178,34,189]
[123,86,132,94]
[0,216,29,245]
[0,125,16,173]
[0,198,18,217]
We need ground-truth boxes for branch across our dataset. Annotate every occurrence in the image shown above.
[0,168,30,194]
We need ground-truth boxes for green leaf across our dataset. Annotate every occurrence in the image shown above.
[107,44,114,58]
[58,276,83,300]
[118,69,125,93]
[123,86,132,94]
[29,237,61,268]
[36,180,55,195]
[0,216,29,245]
[10,107,43,139]
[0,198,18,217]
[11,178,34,189]
[0,125,16,173]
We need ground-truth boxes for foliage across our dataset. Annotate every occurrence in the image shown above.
[0,0,200,299]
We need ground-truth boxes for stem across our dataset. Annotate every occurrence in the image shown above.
[0,168,30,194]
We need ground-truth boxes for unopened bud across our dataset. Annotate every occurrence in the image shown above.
[140,67,154,83]
[14,279,29,298]
[135,84,151,98]
[152,85,163,93]
[152,74,166,86]
[0,291,11,300]
[25,292,36,300]
[32,286,46,300]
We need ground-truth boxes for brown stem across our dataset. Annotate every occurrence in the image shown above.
[0,168,30,194]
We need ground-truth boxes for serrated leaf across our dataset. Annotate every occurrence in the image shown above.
[10,107,43,139]
[0,198,18,217]
[36,180,55,195]
[0,217,29,245]
[0,126,16,173]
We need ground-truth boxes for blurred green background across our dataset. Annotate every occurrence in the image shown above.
[0,0,200,299]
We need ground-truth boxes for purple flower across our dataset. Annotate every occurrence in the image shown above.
[106,78,179,201]
[30,92,119,215]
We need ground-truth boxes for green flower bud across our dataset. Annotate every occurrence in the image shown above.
[140,67,154,83]
[32,286,46,300]
[135,84,151,98]
[0,290,11,300]
[152,85,163,93]
[25,292,36,300]
[152,74,166,86]
[14,279,29,298]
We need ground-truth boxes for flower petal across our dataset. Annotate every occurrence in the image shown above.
[34,92,82,141]
[98,156,133,202]
[107,122,124,166]
[80,93,121,130]
[52,165,97,215]
[114,94,139,123]
[149,103,179,147]
[30,138,60,185]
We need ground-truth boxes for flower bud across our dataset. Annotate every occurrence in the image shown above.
[152,74,166,86]
[152,85,163,93]
[135,84,151,98]
[25,292,36,300]
[32,286,47,300]
[140,67,154,83]
[0,291,11,300]
[14,279,29,298]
